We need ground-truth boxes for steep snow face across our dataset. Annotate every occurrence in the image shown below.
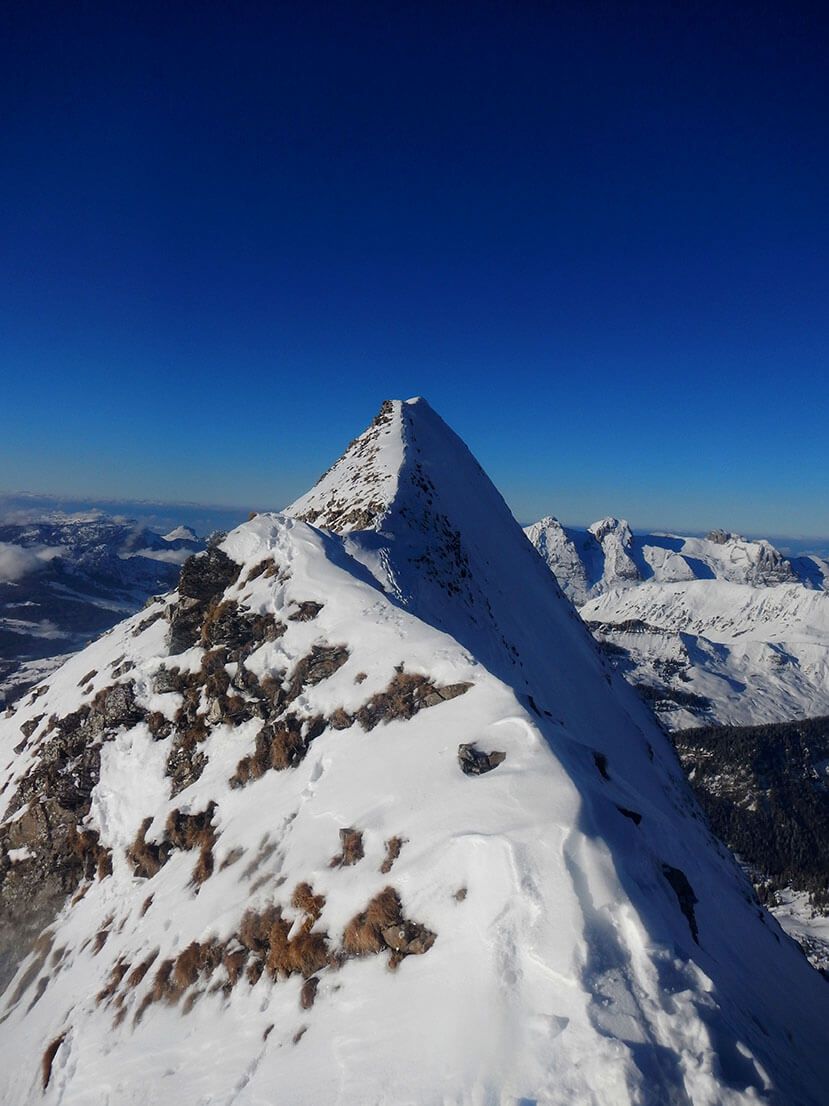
[526,516,829,728]
[288,400,405,533]
[1,400,828,1105]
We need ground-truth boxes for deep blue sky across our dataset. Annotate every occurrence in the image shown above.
[2,1,828,536]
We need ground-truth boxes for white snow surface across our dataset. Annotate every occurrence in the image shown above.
[0,399,827,1105]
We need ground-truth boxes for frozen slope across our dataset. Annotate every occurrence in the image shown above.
[0,399,827,1105]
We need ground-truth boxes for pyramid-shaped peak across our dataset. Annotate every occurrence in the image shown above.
[287,399,404,532]
[287,397,489,535]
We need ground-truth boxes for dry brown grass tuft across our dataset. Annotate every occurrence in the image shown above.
[165,803,216,850]
[68,826,112,882]
[41,1033,66,1090]
[192,845,214,885]
[126,950,158,989]
[126,818,167,879]
[267,720,308,772]
[231,713,326,786]
[246,558,279,582]
[181,989,203,1015]
[223,946,249,986]
[286,930,330,979]
[263,911,292,979]
[97,958,130,1005]
[354,672,471,731]
[291,883,325,928]
[342,886,436,967]
[300,976,319,1009]
[133,993,154,1025]
[239,906,280,953]
[149,958,175,1004]
[330,827,364,868]
[380,836,405,874]
[342,887,401,957]
[172,942,206,992]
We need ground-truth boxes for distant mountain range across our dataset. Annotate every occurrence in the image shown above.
[526,516,829,729]
[0,514,202,707]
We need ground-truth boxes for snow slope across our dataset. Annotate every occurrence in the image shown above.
[526,517,829,728]
[0,399,827,1105]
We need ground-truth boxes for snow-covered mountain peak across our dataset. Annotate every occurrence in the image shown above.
[588,515,632,544]
[287,398,406,533]
[287,395,494,540]
[2,402,829,1104]
[162,525,199,544]
[706,528,743,544]
[289,397,559,680]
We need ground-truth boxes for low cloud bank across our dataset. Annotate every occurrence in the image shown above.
[0,543,61,583]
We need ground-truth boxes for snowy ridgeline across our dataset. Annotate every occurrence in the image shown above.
[525,515,829,729]
[0,400,828,1105]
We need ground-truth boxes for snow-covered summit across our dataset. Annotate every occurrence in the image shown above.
[288,399,405,532]
[1,400,828,1104]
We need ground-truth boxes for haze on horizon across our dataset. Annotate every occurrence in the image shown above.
[3,3,827,539]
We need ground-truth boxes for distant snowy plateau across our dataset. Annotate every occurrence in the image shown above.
[1,401,828,1105]
[525,516,829,730]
